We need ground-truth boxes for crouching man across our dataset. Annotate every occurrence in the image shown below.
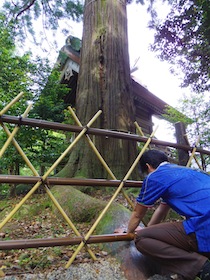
[117,150,210,280]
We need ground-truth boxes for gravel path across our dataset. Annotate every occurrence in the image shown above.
[2,258,169,280]
[2,258,127,280]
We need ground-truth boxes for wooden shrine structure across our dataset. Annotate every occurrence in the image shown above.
[57,40,169,135]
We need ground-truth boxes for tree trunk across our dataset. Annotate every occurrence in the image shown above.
[175,122,189,166]
[59,0,137,180]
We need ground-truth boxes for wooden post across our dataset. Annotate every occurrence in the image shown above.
[175,122,189,166]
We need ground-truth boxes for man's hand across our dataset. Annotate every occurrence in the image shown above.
[134,225,142,233]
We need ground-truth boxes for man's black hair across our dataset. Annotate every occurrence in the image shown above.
[139,149,169,174]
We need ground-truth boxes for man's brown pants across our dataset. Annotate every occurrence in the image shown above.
[135,222,210,279]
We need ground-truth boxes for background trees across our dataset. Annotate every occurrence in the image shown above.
[1,0,209,179]
[149,0,209,169]
[2,0,209,96]
[164,93,210,170]
[0,14,70,196]
[2,0,142,179]
[150,0,210,93]
[2,0,83,45]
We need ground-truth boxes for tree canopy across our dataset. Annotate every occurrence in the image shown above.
[1,0,209,94]
[2,0,83,43]
[0,15,70,183]
[1,0,209,174]
[164,92,210,169]
[150,0,210,93]
[0,13,34,110]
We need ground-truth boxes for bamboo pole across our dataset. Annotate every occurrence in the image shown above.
[1,125,38,175]
[0,92,24,116]
[0,110,102,230]
[44,185,96,261]
[1,129,96,260]
[0,175,141,187]
[184,135,202,169]
[186,137,200,167]
[65,126,158,268]
[0,233,135,250]
[39,110,101,181]
[134,121,144,137]
[68,106,134,209]
[134,121,151,150]
[1,115,210,156]
[0,103,33,158]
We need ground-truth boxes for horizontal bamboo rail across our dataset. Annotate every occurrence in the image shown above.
[0,233,135,250]
[1,115,209,156]
[0,175,142,187]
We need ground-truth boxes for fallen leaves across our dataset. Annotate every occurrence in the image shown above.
[0,193,113,277]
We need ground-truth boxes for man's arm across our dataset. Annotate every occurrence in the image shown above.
[127,203,148,233]
[148,203,170,226]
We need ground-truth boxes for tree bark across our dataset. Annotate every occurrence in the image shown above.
[175,122,189,166]
[60,0,137,180]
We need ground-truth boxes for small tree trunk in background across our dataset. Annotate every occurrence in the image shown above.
[60,0,138,180]
[40,165,45,176]
[8,165,16,197]
[15,162,20,175]
[175,122,189,166]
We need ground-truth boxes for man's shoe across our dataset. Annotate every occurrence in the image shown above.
[169,274,183,280]
[198,260,210,280]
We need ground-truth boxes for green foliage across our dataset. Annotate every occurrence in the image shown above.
[164,93,210,169]
[0,184,10,198]
[0,14,33,110]
[2,0,83,45]
[0,14,33,177]
[66,35,82,51]
[149,0,210,93]
[163,105,193,125]
[32,66,69,123]
[0,15,71,185]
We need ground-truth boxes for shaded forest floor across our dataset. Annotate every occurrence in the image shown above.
[0,190,136,277]
[0,189,182,278]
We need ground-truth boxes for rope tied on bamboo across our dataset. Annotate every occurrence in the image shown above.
[40,177,50,189]
[18,115,23,127]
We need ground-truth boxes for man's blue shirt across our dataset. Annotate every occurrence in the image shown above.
[136,163,210,252]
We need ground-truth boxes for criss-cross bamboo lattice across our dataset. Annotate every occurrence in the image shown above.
[0,92,206,269]
[0,93,158,268]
